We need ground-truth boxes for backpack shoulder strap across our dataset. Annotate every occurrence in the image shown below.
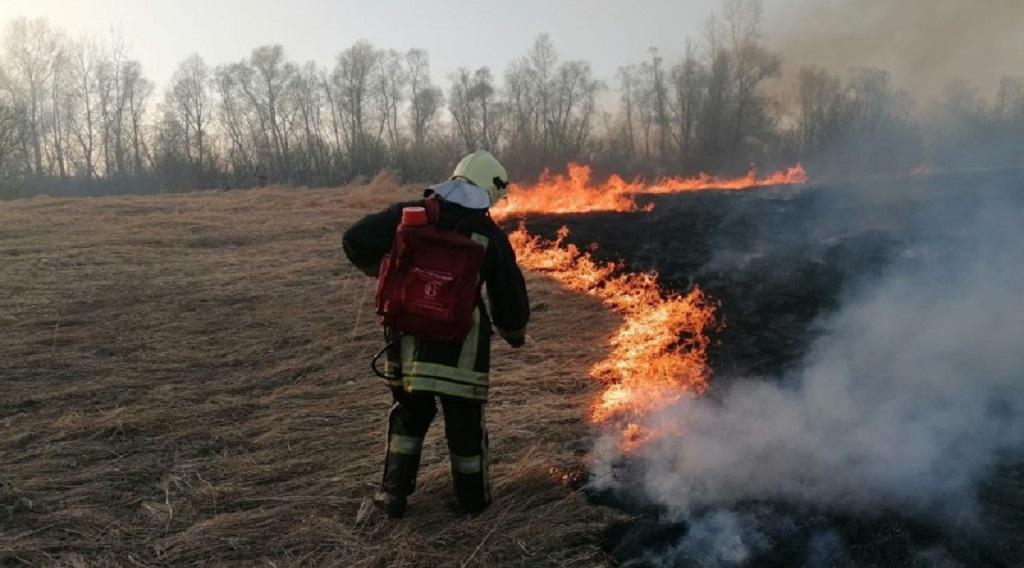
[424,196,441,224]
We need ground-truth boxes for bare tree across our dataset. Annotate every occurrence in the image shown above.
[723,0,780,150]
[67,36,102,179]
[636,61,656,161]
[502,34,599,170]
[503,58,538,168]
[647,47,670,163]
[547,59,600,163]
[101,32,136,178]
[212,46,300,182]
[122,60,152,176]
[290,61,330,180]
[0,91,23,188]
[250,45,298,179]
[701,14,732,162]
[213,63,256,179]
[527,34,557,157]
[48,43,72,178]
[406,48,442,146]
[375,50,406,153]
[616,65,639,160]
[151,98,189,186]
[1,17,62,175]
[669,41,705,167]
[847,67,911,136]
[448,67,480,152]
[795,65,846,152]
[168,54,213,174]
[472,67,501,151]
[331,41,382,174]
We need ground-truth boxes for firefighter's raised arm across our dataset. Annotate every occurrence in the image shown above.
[341,203,407,276]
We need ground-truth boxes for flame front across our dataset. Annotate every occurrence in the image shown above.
[509,225,717,449]
[495,162,807,219]
[647,163,809,193]
[503,162,807,450]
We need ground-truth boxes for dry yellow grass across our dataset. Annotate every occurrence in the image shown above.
[0,174,625,567]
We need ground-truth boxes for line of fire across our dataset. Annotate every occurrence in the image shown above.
[496,164,807,449]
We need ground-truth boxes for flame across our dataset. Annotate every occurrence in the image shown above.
[497,163,650,218]
[495,163,807,219]
[647,163,809,193]
[547,464,586,487]
[510,224,717,449]
[500,163,806,449]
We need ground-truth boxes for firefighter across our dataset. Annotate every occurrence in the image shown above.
[342,150,530,518]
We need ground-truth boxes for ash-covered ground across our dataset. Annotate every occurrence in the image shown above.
[522,170,1024,567]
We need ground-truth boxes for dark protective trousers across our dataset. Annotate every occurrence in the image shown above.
[383,390,491,513]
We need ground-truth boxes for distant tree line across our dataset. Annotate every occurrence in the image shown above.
[1,0,1022,199]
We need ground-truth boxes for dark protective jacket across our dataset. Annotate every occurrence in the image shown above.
[342,197,530,401]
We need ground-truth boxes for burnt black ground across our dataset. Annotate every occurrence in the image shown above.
[514,170,1024,567]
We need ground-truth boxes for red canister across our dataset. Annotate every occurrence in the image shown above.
[401,206,429,226]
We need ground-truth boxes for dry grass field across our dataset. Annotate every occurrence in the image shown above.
[0,176,625,567]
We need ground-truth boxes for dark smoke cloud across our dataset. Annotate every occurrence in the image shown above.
[764,0,1024,102]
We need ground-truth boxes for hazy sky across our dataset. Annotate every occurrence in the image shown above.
[2,0,1022,103]
[0,0,719,88]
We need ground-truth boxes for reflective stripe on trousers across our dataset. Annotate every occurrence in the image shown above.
[381,391,490,511]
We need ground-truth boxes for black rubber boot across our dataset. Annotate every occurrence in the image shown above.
[455,493,490,516]
[373,489,408,519]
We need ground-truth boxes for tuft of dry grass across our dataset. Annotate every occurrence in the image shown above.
[0,180,625,566]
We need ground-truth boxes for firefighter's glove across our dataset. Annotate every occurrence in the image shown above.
[356,261,381,278]
[498,327,527,348]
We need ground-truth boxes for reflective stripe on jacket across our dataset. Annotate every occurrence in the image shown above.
[382,303,490,399]
[343,197,530,401]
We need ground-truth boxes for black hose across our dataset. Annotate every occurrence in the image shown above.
[371,339,396,379]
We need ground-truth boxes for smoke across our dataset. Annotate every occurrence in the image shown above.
[764,0,1024,102]
[638,509,853,567]
[593,185,1024,562]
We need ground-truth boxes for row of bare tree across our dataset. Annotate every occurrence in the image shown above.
[1,0,1022,198]
[611,1,781,175]
[0,19,151,195]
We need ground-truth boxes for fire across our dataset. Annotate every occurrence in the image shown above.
[647,163,809,193]
[501,162,808,449]
[497,163,650,218]
[509,224,717,448]
[495,162,807,219]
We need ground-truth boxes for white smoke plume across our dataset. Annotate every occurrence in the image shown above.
[593,194,1024,548]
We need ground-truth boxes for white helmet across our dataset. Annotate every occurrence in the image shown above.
[451,150,509,206]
